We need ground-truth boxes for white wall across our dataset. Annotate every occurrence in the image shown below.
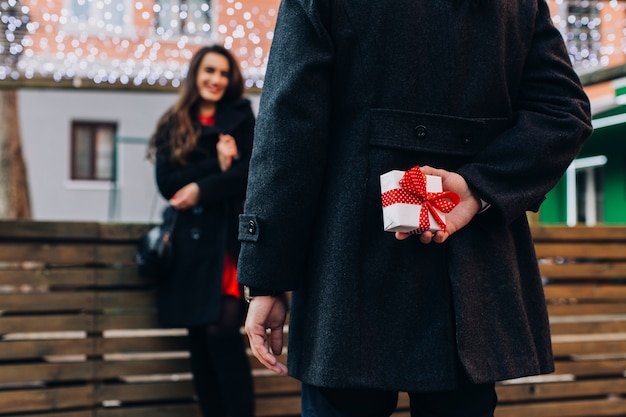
[18,88,260,223]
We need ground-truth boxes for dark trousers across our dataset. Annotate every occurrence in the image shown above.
[187,296,254,417]
[302,374,497,417]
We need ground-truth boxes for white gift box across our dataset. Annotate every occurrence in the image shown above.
[380,170,446,233]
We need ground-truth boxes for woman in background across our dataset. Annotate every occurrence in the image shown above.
[148,44,255,417]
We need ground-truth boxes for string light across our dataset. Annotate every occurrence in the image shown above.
[0,0,278,86]
[1,0,625,85]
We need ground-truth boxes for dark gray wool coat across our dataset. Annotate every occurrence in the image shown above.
[154,98,254,328]
[237,0,593,391]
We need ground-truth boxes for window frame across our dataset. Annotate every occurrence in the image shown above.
[154,0,214,39]
[70,120,117,182]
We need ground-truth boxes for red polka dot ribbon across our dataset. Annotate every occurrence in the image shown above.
[381,166,460,233]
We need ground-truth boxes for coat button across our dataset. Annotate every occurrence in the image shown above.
[414,125,428,139]
[247,220,257,234]
[462,137,472,145]
[190,228,201,240]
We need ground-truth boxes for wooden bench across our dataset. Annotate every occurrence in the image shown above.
[0,221,624,417]
[493,226,626,417]
[0,221,300,417]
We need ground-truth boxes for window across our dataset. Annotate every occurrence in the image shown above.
[575,167,604,225]
[71,122,116,181]
[566,155,607,226]
[563,0,602,72]
[67,0,131,33]
[155,0,212,37]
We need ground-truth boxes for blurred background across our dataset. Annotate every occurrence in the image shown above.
[0,0,624,225]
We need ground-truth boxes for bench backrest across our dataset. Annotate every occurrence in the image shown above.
[0,222,624,417]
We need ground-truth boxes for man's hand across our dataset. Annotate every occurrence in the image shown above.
[245,295,289,375]
[395,165,481,244]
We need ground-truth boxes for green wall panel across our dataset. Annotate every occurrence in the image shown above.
[540,116,626,225]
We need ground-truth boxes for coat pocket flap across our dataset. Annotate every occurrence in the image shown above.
[370,109,510,156]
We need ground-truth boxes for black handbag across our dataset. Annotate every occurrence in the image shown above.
[136,205,178,281]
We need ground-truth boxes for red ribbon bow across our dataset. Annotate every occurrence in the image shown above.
[382,166,460,233]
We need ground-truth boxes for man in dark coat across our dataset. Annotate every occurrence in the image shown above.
[237,0,593,415]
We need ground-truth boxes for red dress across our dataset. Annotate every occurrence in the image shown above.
[198,113,241,299]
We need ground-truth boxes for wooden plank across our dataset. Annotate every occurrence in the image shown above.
[554,359,626,376]
[0,293,96,312]
[0,220,99,240]
[539,262,626,279]
[550,319,626,335]
[0,315,95,334]
[531,226,626,241]
[0,269,97,287]
[96,291,156,310]
[543,284,626,300]
[0,362,94,384]
[551,339,626,356]
[95,314,161,331]
[495,397,626,417]
[96,404,201,417]
[96,269,151,287]
[0,242,97,264]
[534,243,626,259]
[253,375,300,395]
[96,358,191,378]
[95,381,195,402]
[256,396,301,417]
[98,223,153,241]
[0,386,93,412]
[96,244,141,265]
[1,412,92,417]
[0,339,93,359]
[97,336,188,354]
[548,303,626,316]
[496,378,626,402]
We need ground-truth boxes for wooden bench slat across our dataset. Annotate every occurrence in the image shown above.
[95,404,202,417]
[0,293,96,312]
[95,381,195,402]
[495,397,626,417]
[544,284,626,300]
[0,243,97,263]
[539,262,626,279]
[554,358,626,376]
[548,303,626,315]
[496,378,626,401]
[0,362,94,384]
[0,339,93,359]
[97,358,191,378]
[0,386,93,413]
[550,319,626,335]
[0,315,95,333]
[551,339,626,356]
[534,243,626,259]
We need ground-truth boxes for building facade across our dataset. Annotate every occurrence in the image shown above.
[3,0,626,224]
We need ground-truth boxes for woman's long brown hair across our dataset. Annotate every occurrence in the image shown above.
[148,44,244,164]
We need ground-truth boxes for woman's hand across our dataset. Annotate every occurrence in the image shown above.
[395,166,482,244]
[169,182,200,210]
[217,134,239,171]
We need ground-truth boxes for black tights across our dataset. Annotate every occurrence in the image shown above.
[187,296,254,417]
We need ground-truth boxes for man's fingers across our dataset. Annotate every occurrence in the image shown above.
[247,328,287,375]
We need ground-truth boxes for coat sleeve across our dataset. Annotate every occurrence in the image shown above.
[457,0,592,225]
[155,103,255,205]
[237,0,334,291]
[195,104,255,206]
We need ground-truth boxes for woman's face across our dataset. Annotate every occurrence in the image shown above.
[196,52,230,104]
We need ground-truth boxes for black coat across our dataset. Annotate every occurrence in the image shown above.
[237,0,593,391]
[154,98,255,327]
